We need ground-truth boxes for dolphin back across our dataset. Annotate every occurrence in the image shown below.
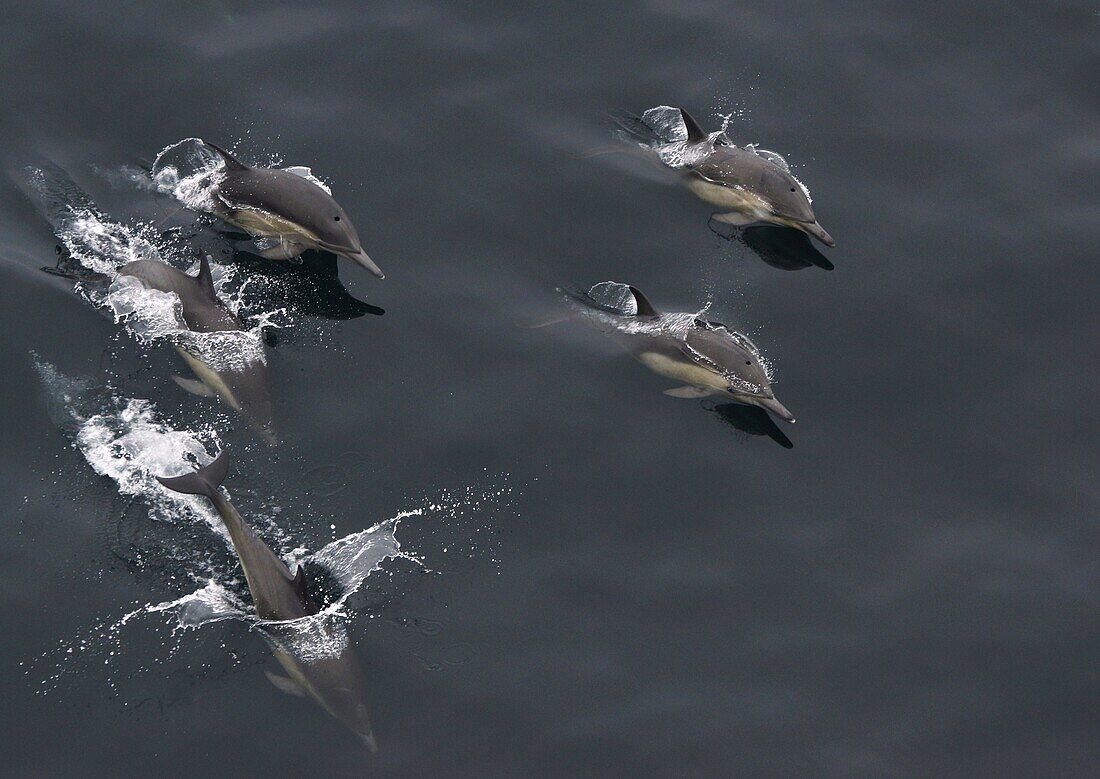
[156,450,231,498]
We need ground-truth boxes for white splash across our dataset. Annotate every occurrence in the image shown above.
[28,166,272,373]
[149,138,333,217]
[30,362,513,692]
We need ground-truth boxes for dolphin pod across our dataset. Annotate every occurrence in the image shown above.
[156,450,378,751]
[37,102,835,753]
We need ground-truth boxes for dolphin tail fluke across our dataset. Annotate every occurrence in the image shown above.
[156,450,231,498]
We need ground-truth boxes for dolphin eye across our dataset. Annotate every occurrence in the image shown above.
[334,215,341,221]
[746,360,752,365]
[789,187,796,192]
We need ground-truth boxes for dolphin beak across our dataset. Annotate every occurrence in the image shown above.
[803,221,836,248]
[757,396,796,423]
[360,731,379,753]
[344,248,385,279]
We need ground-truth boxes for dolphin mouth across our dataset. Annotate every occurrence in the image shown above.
[318,242,385,279]
[802,221,836,248]
[756,396,796,423]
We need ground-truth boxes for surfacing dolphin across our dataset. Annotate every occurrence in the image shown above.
[613,106,835,249]
[563,282,795,423]
[117,255,275,442]
[156,450,378,751]
[204,142,385,279]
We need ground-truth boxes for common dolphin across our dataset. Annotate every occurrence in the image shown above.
[156,451,378,750]
[204,142,385,279]
[613,107,835,248]
[563,282,795,422]
[117,255,275,441]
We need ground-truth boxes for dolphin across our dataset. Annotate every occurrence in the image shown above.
[203,142,384,279]
[156,451,378,751]
[117,255,275,441]
[613,107,835,248]
[563,282,795,422]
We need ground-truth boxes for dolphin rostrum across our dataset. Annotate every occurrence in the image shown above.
[204,142,384,279]
[614,106,834,248]
[563,282,795,422]
[156,450,378,750]
[117,255,275,442]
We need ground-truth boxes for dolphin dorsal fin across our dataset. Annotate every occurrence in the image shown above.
[205,142,249,172]
[291,565,311,601]
[628,285,660,317]
[195,254,217,299]
[680,109,708,144]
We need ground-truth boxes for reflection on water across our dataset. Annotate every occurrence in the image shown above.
[741,225,835,271]
[704,400,794,449]
[708,221,835,271]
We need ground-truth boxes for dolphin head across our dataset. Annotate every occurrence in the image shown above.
[684,323,795,423]
[308,208,384,279]
[755,165,835,248]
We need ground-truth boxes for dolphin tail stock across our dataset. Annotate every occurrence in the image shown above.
[156,449,231,498]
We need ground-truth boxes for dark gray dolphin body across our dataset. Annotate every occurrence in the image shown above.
[564,282,795,422]
[156,452,377,750]
[205,143,384,279]
[117,256,274,441]
[616,107,834,248]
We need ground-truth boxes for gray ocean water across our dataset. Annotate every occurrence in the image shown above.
[1,1,1098,776]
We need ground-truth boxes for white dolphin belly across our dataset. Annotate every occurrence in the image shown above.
[685,177,771,218]
[636,351,728,393]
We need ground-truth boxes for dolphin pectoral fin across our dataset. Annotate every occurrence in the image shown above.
[710,211,755,227]
[264,670,306,697]
[170,375,216,397]
[664,386,713,398]
[707,215,739,240]
[361,731,379,753]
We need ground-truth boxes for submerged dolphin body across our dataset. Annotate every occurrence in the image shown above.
[117,256,275,441]
[563,282,795,422]
[156,451,377,750]
[204,143,384,279]
[614,107,835,248]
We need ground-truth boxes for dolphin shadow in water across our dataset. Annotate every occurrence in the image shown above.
[709,220,834,271]
[228,248,386,322]
[162,223,384,322]
[703,400,795,449]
